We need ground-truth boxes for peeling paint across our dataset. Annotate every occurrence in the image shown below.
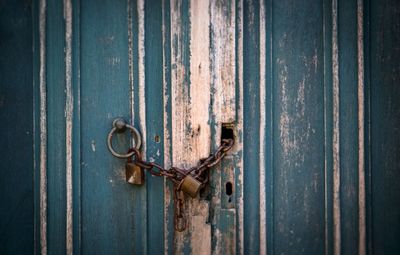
[357,0,366,254]
[91,140,96,152]
[259,0,267,253]
[39,0,47,254]
[332,0,341,254]
[64,0,73,254]
[128,0,135,123]
[161,0,172,253]
[236,1,244,253]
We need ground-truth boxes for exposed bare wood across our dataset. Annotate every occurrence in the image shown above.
[332,0,341,254]
[211,0,236,125]
[259,0,267,254]
[236,0,244,253]
[39,0,47,254]
[64,0,73,254]
[357,0,366,254]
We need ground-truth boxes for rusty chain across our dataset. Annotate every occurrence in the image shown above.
[126,138,234,231]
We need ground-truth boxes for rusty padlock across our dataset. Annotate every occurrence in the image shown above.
[179,175,202,198]
[125,162,144,185]
[125,148,144,185]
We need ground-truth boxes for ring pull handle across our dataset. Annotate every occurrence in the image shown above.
[107,118,142,158]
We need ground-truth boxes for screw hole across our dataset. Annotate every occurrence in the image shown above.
[154,135,160,143]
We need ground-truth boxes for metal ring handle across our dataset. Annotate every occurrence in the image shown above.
[107,118,142,158]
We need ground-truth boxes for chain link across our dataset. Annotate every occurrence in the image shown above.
[127,138,234,231]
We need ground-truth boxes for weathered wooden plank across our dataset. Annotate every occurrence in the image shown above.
[235,1,245,253]
[46,0,67,253]
[0,1,34,253]
[64,1,73,254]
[369,0,400,253]
[80,0,136,253]
[144,0,165,254]
[209,1,237,254]
[127,0,148,253]
[259,0,267,253]
[71,0,81,254]
[170,0,212,253]
[210,0,236,125]
[356,0,366,254]
[272,0,326,254]
[242,0,261,253]
[337,0,359,254]
[161,0,174,253]
[39,0,47,253]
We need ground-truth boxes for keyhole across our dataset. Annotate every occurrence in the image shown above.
[226,181,233,203]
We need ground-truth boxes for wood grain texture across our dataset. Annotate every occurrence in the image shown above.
[1,0,398,254]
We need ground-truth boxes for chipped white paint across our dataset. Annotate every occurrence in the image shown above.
[137,0,146,158]
[209,1,236,252]
[127,0,135,122]
[170,0,186,251]
[170,0,212,252]
[137,1,148,254]
[39,0,47,254]
[357,1,366,254]
[64,0,73,254]
[161,0,172,253]
[210,0,236,124]
[91,140,96,152]
[189,0,212,253]
[236,0,244,253]
[259,0,267,254]
[332,0,341,254]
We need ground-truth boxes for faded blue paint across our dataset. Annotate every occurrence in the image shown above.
[0,0,400,254]
[0,1,34,254]
[46,0,67,253]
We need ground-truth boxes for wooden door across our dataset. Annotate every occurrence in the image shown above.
[1,0,400,254]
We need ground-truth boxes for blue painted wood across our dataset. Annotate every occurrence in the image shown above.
[338,0,359,254]
[272,0,326,254]
[369,0,400,253]
[161,0,175,254]
[0,1,34,254]
[242,1,261,254]
[144,0,165,254]
[1,0,400,253]
[72,0,82,254]
[46,0,67,253]
[80,0,138,253]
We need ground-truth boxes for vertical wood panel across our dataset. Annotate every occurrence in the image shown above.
[370,0,400,253]
[0,1,34,253]
[242,0,261,254]
[272,0,325,254]
[15,0,399,254]
[80,0,135,253]
[209,1,237,254]
[338,0,359,254]
[46,0,66,253]
[144,0,165,254]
